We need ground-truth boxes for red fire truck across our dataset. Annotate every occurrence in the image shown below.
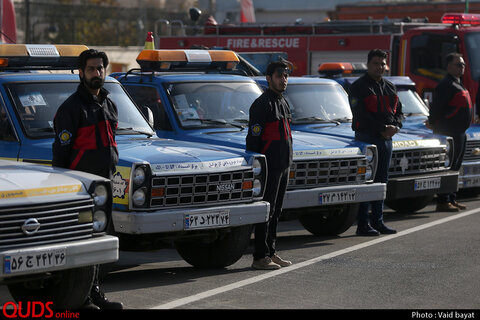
[0,0,16,44]
[157,13,480,104]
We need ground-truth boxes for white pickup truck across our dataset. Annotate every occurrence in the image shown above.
[0,160,118,309]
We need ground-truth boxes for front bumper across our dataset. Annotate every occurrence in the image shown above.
[458,161,480,189]
[113,201,270,234]
[283,182,386,209]
[0,235,119,279]
[386,170,459,200]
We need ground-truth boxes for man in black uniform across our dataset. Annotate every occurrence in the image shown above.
[246,61,293,270]
[349,49,403,236]
[52,49,122,309]
[427,52,472,212]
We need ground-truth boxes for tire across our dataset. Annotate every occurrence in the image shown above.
[174,225,253,268]
[385,195,434,213]
[7,266,95,309]
[298,204,358,236]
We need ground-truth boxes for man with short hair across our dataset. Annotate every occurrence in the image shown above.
[52,49,122,309]
[427,52,471,212]
[246,60,293,269]
[349,49,403,236]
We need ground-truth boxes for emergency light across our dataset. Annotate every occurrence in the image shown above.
[0,44,88,70]
[136,49,239,71]
[441,13,480,26]
[318,62,368,77]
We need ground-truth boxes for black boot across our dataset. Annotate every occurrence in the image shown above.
[90,285,124,309]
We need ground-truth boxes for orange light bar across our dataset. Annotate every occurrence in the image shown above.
[357,167,366,174]
[318,62,353,74]
[136,49,239,71]
[441,13,480,25]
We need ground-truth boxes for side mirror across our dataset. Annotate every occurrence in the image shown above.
[142,106,154,127]
[423,98,430,108]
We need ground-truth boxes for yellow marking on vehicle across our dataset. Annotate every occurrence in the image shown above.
[0,184,82,199]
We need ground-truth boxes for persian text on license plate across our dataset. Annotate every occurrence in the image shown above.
[319,190,356,204]
[185,210,230,230]
[4,248,66,274]
[414,177,441,191]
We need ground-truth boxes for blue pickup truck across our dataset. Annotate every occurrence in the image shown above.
[337,75,480,194]
[254,76,457,213]
[0,44,271,268]
[111,48,386,236]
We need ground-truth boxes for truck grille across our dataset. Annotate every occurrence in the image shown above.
[0,199,94,250]
[150,169,255,207]
[463,139,480,161]
[389,147,447,176]
[288,157,367,190]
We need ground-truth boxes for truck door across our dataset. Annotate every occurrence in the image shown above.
[402,31,458,103]
[0,102,20,160]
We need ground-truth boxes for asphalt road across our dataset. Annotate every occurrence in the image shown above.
[1,194,480,314]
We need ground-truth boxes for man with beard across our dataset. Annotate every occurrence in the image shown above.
[52,49,122,309]
[246,60,293,270]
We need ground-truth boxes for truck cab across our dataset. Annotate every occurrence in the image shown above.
[111,48,387,236]
[0,44,271,268]
[255,75,457,213]
[0,159,118,308]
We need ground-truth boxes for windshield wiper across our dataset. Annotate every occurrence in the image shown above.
[293,116,340,125]
[117,127,153,137]
[331,117,352,123]
[184,118,245,129]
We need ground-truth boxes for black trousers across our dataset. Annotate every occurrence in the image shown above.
[253,167,289,260]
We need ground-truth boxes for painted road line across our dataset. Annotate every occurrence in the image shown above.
[151,208,480,309]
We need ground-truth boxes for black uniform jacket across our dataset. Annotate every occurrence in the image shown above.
[348,73,403,138]
[429,74,472,135]
[246,88,293,170]
[52,84,119,178]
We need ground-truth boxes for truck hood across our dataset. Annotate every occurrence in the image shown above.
[116,136,252,167]
[180,129,366,158]
[0,160,89,205]
[293,122,445,147]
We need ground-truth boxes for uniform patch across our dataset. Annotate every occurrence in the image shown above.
[251,124,262,136]
[59,130,72,145]
[350,97,358,107]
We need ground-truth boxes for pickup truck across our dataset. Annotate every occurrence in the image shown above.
[0,44,270,268]
[111,48,387,236]
[257,76,457,213]
[0,159,118,309]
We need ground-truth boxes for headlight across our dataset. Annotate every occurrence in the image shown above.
[366,147,374,162]
[93,184,108,206]
[93,210,107,232]
[132,188,146,206]
[253,159,262,175]
[365,166,373,180]
[445,139,452,168]
[133,166,146,186]
[253,179,262,196]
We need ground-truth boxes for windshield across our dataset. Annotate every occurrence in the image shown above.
[165,81,262,128]
[284,83,352,123]
[397,87,429,116]
[7,81,154,138]
[465,32,480,82]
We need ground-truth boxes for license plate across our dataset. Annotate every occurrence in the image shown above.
[184,210,230,230]
[414,177,441,191]
[4,248,66,274]
[319,190,356,204]
[464,177,480,187]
